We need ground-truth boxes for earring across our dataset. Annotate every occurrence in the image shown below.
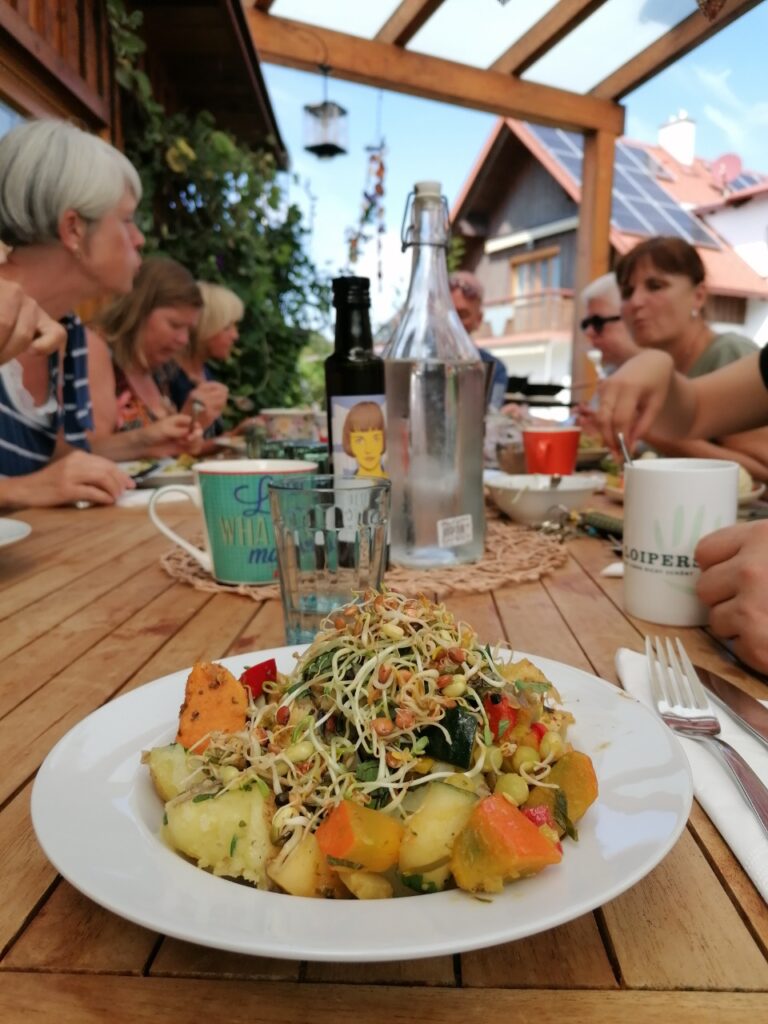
[690,308,699,319]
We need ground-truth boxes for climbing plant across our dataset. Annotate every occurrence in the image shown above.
[106,0,330,420]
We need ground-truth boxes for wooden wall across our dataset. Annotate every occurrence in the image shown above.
[0,1,117,137]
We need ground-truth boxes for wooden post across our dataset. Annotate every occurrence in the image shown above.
[571,128,616,401]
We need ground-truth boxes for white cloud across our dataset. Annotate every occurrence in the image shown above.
[692,66,741,111]
[702,104,745,148]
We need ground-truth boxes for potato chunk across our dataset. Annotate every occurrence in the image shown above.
[164,786,276,888]
[267,833,346,898]
[144,743,195,802]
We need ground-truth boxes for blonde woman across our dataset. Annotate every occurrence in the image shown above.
[168,281,243,435]
[0,118,142,508]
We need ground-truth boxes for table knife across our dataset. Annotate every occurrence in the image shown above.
[695,664,768,747]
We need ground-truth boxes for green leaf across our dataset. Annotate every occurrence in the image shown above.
[355,760,380,783]
[401,873,439,894]
[553,788,578,840]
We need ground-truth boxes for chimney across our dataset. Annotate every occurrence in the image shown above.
[658,110,696,167]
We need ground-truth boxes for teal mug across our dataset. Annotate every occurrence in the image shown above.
[148,459,317,585]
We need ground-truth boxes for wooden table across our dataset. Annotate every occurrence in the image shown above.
[1,503,766,1023]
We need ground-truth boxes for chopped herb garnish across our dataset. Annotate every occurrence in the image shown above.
[355,760,380,783]
[229,834,238,856]
[553,788,578,840]
[192,792,215,803]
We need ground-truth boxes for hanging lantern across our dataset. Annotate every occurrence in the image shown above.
[303,65,348,159]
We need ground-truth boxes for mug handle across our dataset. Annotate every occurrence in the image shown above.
[148,485,212,573]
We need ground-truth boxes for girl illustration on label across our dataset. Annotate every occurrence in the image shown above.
[342,400,387,478]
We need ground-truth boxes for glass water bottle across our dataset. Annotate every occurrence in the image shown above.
[383,181,485,567]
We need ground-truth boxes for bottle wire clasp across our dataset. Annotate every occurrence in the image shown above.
[400,190,451,252]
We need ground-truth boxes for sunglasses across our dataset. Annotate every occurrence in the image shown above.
[580,314,622,334]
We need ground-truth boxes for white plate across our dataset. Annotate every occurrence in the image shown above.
[31,647,692,962]
[136,458,195,488]
[605,484,625,504]
[212,435,246,452]
[739,483,765,507]
[0,517,31,548]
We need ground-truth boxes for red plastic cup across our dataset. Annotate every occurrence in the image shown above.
[522,427,581,475]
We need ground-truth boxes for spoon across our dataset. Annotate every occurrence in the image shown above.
[617,431,633,466]
[550,474,562,489]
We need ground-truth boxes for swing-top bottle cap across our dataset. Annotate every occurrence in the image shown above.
[332,275,371,306]
[414,180,442,199]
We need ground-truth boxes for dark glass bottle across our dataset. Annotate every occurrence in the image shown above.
[325,276,387,479]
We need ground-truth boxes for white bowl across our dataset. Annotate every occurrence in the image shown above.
[484,471,601,526]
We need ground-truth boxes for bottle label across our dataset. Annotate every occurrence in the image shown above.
[330,394,388,479]
[437,514,473,549]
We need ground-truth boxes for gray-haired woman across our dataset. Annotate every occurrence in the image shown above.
[0,118,144,508]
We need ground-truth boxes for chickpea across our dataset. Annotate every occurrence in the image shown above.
[540,731,565,761]
[494,773,529,806]
[511,745,539,773]
[483,744,503,772]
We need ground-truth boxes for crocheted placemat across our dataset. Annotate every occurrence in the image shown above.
[159,512,568,602]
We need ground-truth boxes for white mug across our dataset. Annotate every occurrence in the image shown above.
[623,458,738,626]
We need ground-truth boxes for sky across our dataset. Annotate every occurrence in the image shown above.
[261,1,768,329]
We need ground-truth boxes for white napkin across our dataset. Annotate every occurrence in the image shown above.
[116,489,188,508]
[616,647,768,902]
[600,561,624,578]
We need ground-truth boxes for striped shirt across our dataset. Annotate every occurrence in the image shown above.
[0,316,93,478]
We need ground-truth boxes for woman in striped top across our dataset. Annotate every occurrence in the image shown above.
[0,120,143,508]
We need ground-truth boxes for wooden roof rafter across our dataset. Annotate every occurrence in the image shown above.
[375,0,448,47]
[244,10,624,135]
[591,0,762,101]
[491,0,609,76]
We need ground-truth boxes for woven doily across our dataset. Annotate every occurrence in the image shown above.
[160,511,568,602]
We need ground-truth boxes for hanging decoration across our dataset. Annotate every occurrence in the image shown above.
[303,65,348,159]
[345,92,386,288]
[695,0,727,20]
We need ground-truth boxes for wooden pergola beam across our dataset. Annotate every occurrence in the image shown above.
[491,0,609,76]
[591,0,761,101]
[571,128,616,397]
[245,11,624,135]
[252,1,277,12]
[375,1,447,47]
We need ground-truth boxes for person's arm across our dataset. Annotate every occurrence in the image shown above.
[644,433,768,484]
[0,450,132,509]
[597,349,768,451]
[90,414,201,460]
[0,279,66,364]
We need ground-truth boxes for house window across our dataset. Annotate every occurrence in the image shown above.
[509,246,561,296]
[707,294,746,325]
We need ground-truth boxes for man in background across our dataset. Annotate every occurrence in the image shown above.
[449,270,508,411]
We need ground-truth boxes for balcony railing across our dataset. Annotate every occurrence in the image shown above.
[480,290,575,338]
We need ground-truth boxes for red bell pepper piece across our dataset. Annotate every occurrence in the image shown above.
[530,721,548,745]
[239,658,277,700]
[482,692,518,741]
[522,805,557,830]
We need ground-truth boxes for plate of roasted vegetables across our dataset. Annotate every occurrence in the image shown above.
[31,591,692,961]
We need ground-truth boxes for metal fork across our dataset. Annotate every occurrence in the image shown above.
[645,635,768,835]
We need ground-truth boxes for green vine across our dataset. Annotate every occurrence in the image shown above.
[106,0,330,420]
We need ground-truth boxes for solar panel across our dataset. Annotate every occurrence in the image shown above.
[729,172,763,191]
[525,123,720,249]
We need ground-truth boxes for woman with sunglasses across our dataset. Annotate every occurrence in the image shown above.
[579,273,638,375]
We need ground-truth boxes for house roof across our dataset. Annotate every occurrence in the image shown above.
[694,180,768,215]
[453,117,768,301]
[137,0,288,167]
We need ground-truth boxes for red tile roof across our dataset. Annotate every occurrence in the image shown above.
[456,118,768,301]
